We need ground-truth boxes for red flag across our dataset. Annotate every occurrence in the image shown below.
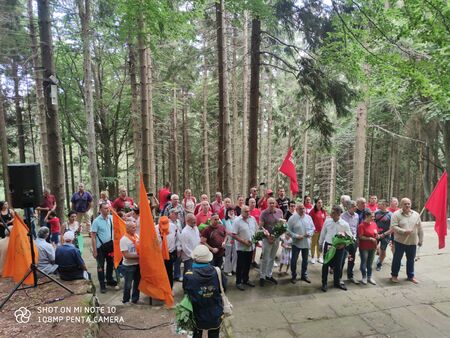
[279,147,299,195]
[425,171,447,249]
[111,209,127,268]
[138,177,174,307]
[2,215,38,285]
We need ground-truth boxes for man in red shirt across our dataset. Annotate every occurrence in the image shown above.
[112,187,134,212]
[367,195,379,212]
[37,188,57,227]
[218,197,232,220]
[158,182,171,212]
[194,194,213,215]
[196,201,212,226]
[258,189,273,211]
[248,198,261,223]
[211,192,223,214]
[200,214,226,267]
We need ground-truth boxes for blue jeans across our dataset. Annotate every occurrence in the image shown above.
[121,264,140,303]
[51,232,60,245]
[359,249,375,278]
[291,246,309,279]
[391,241,416,278]
[174,255,182,279]
[183,259,193,274]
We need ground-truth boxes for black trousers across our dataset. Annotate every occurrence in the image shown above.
[342,243,357,279]
[236,250,252,284]
[291,246,309,279]
[212,255,224,268]
[322,243,345,287]
[96,249,114,288]
[164,251,177,289]
[193,327,220,338]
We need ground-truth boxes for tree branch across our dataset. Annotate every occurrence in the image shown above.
[260,62,297,77]
[260,51,298,71]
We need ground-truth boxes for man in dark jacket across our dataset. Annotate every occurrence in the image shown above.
[183,245,227,338]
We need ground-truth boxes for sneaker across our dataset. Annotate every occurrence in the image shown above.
[226,272,233,277]
[243,281,255,287]
[251,262,260,269]
[290,278,297,284]
[100,287,107,294]
[122,301,132,306]
[300,276,311,283]
[391,276,399,283]
[106,280,118,287]
[321,284,328,292]
[348,277,360,284]
[368,278,377,285]
[273,262,279,268]
[318,257,323,264]
[335,283,347,291]
[259,278,265,287]
[266,276,278,285]
[236,283,245,291]
[310,258,316,264]
[361,277,367,285]
[376,264,382,271]
[407,277,419,284]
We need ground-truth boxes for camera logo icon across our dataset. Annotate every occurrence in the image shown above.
[14,306,31,324]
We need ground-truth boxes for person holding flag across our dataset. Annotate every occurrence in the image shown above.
[120,219,140,304]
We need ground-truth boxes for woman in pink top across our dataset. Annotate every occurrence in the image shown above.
[309,198,327,264]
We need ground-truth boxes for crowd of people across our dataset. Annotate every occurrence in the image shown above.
[0,182,425,337]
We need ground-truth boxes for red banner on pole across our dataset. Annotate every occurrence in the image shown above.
[425,171,447,249]
[279,147,299,195]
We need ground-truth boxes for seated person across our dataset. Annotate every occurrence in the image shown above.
[36,227,58,274]
[55,231,89,281]
[0,226,12,274]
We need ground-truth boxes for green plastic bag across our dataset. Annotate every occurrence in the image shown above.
[77,234,84,255]
[175,295,195,332]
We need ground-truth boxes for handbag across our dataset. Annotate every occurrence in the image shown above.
[214,266,233,316]
[96,219,114,255]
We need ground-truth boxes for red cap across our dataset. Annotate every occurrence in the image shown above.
[267,189,273,195]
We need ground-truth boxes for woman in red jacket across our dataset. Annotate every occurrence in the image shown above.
[358,209,380,285]
[309,198,327,264]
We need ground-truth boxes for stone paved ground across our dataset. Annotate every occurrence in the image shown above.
[225,222,450,338]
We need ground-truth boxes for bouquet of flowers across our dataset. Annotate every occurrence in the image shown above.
[252,221,287,244]
[324,233,355,265]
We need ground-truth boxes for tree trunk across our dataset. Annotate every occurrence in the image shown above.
[27,0,49,186]
[310,149,317,196]
[138,14,150,189]
[171,88,179,195]
[302,102,309,197]
[37,0,65,220]
[12,59,25,163]
[352,99,368,199]
[202,36,211,198]
[128,40,141,198]
[248,17,261,190]
[241,11,249,195]
[215,0,227,194]
[231,23,239,196]
[146,46,156,192]
[62,123,71,210]
[182,91,190,189]
[266,80,273,188]
[77,0,99,203]
[68,119,75,193]
[443,121,450,212]
[329,155,337,207]
[25,77,37,162]
[0,94,11,202]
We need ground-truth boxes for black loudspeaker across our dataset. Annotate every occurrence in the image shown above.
[7,163,43,208]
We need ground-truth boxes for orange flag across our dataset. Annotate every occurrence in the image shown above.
[111,209,127,268]
[2,215,38,285]
[138,177,174,307]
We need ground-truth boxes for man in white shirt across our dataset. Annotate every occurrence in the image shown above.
[287,203,315,284]
[156,212,182,288]
[232,206,257,290]
[319,205,352,292]
[180,213,200,274]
